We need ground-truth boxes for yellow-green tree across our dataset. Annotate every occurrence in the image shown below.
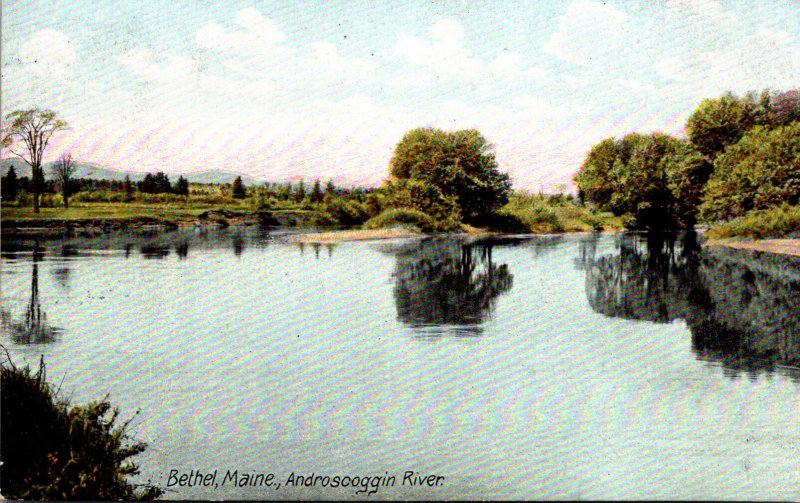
[2,109,68,213]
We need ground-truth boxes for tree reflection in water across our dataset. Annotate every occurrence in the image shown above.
[388,237,514,336]
[1,243,61,344]
[582,232,800,379]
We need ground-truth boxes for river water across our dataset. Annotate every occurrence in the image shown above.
[2,229,799,499]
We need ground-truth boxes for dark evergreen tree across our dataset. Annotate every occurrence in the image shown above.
[2,166,19,201]
[174,176,189,196]
[310,179,323,203]
[123,175,134,201]
[295,179,306,202]
[232,176,247,199]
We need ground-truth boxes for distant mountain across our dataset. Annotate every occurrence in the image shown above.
[1,158,265,186]
[1,158,145,181]
[182,170,263,186]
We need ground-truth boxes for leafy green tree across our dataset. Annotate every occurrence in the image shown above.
[685,93,751,160]
[699,122,800,222]
[384,177,461,227]
[574,137,619,210]
[2,165,19,201]
[575,133,707,229]
[769,89,800,126]
[232,175,247,199]
[388,127,511,223]
[2,109,68,213]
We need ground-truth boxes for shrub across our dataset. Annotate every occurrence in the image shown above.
[364,207,458,233]
[322,198,371,226]
[1,354,163,500]
[383,178,461,225]
[705,204,800,239]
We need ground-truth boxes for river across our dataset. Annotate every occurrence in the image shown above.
[2,228,799,499]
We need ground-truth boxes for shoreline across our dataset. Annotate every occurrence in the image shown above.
[4,215,800,257]
[703,238,800,257]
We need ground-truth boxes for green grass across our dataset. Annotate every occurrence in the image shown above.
[705,204,800,239]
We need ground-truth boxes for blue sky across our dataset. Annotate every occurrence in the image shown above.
[2,0,798,190]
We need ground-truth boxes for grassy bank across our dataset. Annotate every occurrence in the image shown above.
[705,204,800,239]
[1,353,162,500]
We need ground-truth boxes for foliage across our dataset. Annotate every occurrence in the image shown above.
[138,172,173,194]
[699,123,800,222]
[501,191,620,233]
[574,133,707,230]
[363,207,448,233]
[686,93,756,160]
[2,108,68,212]
[231,176,246,199]
[769,89,800,126]
[388,127,512,222]
[2,165,19,200]
[1,354,163,500]
[705,204,800,239]
[319,197,370,227]
[52,153,76,208]
[174,176,189,196]
[294,179,306,202]
[310,179,323,203]
[382,177,461,229]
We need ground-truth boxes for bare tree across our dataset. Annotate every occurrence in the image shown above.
[2,109,68,213]
[53,153,76,208]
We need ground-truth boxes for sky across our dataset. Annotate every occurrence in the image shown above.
[2,0,798,191]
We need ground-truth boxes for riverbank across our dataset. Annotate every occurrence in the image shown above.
[5,207,800,258]
[0,209,299,237]
[703,238,800,257]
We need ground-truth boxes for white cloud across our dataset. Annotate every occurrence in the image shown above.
[117,49,199,85]
[196,7,290,59]
[20,29,76,77]
[543,0,629,66]
[395,19,483,79]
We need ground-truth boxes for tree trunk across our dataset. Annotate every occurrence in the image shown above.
[32,165,41,213]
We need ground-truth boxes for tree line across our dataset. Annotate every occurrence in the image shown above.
[574,88,800,230]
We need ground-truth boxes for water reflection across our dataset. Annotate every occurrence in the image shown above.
[583,233,800,377]
[1,244,61,344]
[140,244,170,259]
[388,238,514,336]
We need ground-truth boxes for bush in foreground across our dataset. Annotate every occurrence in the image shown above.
[1,353,163,500]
